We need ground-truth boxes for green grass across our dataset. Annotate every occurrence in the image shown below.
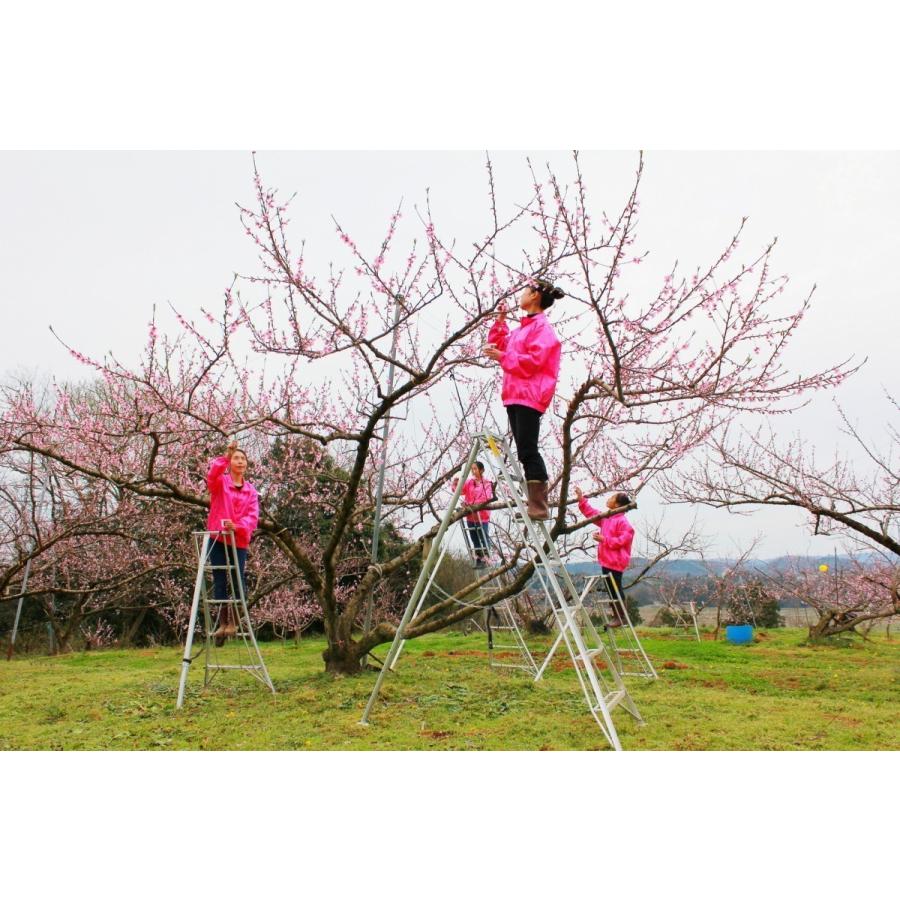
[1,629,897,750]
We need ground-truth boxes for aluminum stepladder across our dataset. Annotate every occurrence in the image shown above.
[483,568,540,676]
[176,530,275,709]
[536,573,657,681]
[361,431,642,751]
[662,597,701,642]
[455,520,487,635]
[457,501,538,675]
[382,512,535,676]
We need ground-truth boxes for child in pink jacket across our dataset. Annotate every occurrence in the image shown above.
[575,488,635,627]
[206,441,259,644]
[452,460,494,567]
[484,279,563,520]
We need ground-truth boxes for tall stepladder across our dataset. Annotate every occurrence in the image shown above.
[176,530,275,709]
[360,430,643,751]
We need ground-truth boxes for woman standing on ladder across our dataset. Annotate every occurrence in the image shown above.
[207,440,259,645]
[452,460,494,567]
[484,280,563,519]
[574,488,635,627]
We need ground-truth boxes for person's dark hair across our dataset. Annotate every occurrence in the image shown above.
[615,492,631,508]
[534,279,565,310]
[473,460,485,474]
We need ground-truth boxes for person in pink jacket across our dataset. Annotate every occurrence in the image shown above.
[206,440,260,644]
[451,460,494,567]
[484,279,563,519]
[575,487,635,627]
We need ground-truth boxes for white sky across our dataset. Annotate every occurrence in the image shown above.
[1,150,897,558]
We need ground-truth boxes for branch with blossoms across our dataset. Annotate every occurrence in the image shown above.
[665,394,900,560]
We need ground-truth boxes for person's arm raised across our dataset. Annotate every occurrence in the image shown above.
[207,442,235,494]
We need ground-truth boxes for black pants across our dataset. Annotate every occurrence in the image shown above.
[210,539,248,601]
[465,521,491,558]
[602,566,628,622]
[506,404,548,482]
[601,566,624,599]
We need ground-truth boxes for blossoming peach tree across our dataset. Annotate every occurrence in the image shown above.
[668,395,900,638]
[0,153,852,672]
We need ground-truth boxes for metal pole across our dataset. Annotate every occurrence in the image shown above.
[6,558,32,660]
[360,440,479,724]
[361,300,403,656]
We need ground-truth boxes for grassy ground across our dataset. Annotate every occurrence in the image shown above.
[0,628,897,750]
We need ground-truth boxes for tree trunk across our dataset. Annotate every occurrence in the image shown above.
[322,639,365,675]
[119,607,149,647]
[808,609,861,641]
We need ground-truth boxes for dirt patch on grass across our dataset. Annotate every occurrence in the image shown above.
[422,730,453,739]
[661,660,689,670]
[548,657,607,672]
[823,714,863,728]
[701,679,728,689]
[766,673,804,690]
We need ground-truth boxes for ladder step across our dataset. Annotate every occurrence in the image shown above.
[592,689,626,713]
[207,664,264,671]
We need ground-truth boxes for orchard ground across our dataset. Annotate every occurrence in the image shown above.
[1,629,896,750]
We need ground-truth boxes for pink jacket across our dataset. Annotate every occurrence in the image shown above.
[578,496,634,573]
[456,477,494,523]
[206,456,259,549]
[487,312,561,414]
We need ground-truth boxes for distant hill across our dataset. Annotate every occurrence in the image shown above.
[628,553,879,578]
[517,554,882,607]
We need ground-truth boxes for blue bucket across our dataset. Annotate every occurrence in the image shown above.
[726,624,754,645]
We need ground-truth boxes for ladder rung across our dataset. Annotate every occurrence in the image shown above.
[207,664,264,671]
[592,689,626,713]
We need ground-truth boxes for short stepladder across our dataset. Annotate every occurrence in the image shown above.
[175,530,275,709]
